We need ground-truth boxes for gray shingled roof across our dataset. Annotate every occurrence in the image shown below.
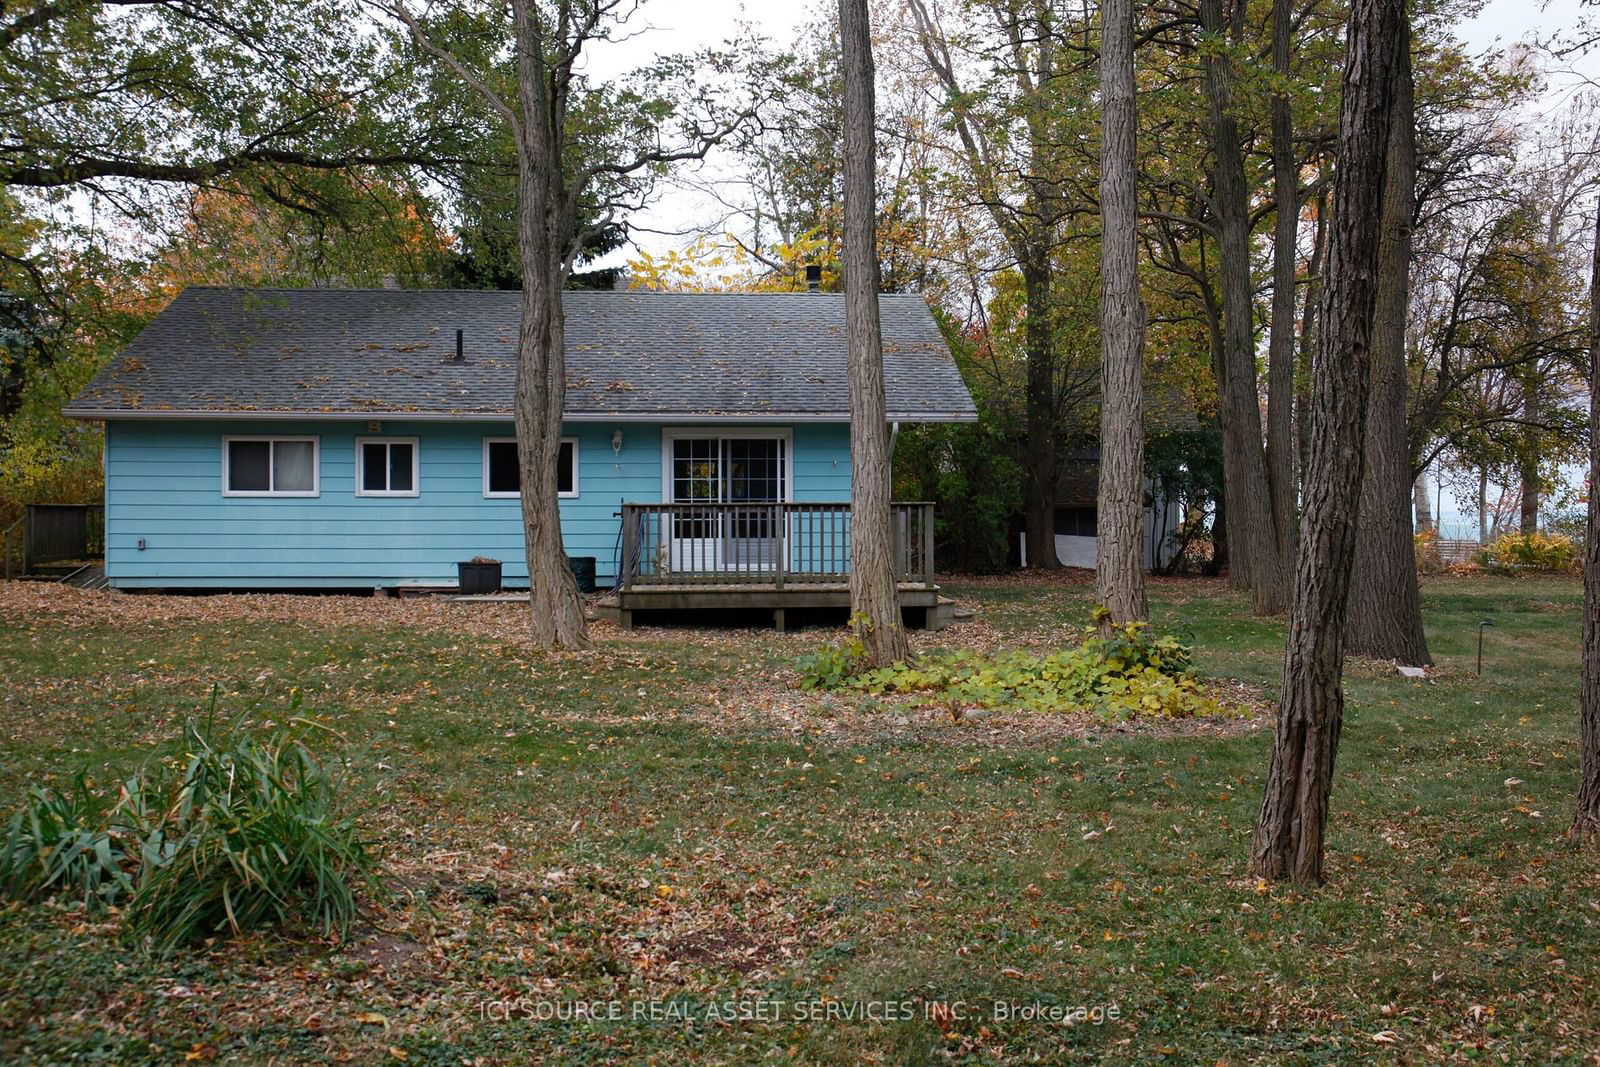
[64,287,977,422]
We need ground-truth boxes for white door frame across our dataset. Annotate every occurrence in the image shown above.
[660,428,794,573]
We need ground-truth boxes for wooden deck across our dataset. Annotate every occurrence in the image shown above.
[596,583,953,631]
[604,501,951,630]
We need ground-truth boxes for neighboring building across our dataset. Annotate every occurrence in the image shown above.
[65,287,976,624]
[1045,448,1184,571]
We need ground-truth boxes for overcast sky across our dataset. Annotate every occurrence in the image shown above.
[577,0,1595,527]
[581,0,1600,267]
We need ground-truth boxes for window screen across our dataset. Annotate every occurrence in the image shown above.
[557,440,574,495]
[226,438,315,495]
[487,439,575,497]
[228,440,271,492]
[360,440,415,494]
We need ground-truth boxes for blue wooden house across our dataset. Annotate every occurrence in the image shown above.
[65,287,976,625]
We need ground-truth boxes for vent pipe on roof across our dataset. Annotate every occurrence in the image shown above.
[805,264,822,292]
[454,328,464,362]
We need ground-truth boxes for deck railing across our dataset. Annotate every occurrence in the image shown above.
[618,501,935,591]
[3,504,104,579]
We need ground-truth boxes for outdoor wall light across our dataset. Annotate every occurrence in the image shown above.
[612,428,624,455]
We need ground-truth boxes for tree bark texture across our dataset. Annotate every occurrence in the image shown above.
[1200,0,1285,614]
[1570,208,1600,843]
[1095,0,1147,623]
[839,0,912,666]
[1347,27,1431,666]
[1266,0,1299,567]
[511,0,589,650]
[1251,0,1403,884]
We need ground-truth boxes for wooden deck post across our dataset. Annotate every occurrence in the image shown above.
[621,505,637,593]
[921,502,935,587]
[773,503,785,590]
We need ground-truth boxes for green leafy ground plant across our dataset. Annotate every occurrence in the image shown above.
[796,621,1231,720]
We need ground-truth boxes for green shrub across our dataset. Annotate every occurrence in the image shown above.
[794,637,869,690]
[0,772,140,911]
[1483,532,1576,574]
[126,718,374,955]
[793,620,1230,721]
[0,698,375,954]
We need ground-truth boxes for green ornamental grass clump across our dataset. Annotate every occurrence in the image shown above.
[795,619,1230,721]
[0,693,375,955]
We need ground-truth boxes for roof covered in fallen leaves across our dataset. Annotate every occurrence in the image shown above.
[65,287,978,423]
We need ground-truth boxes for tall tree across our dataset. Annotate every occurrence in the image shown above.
[906,0,1087,571]
[0,0,452,198]
[1571,207,1600,842]
[1198,0,1287,614]
[839,0,911,666]
[1347,22,1431,665]
[1251,0,1403,884]
[1095,0,1147,623]
[389,0,759,649]
[1265,0,1299,566]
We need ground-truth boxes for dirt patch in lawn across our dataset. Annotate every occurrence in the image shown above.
[672,678,1272,749]
[0,582,636,647]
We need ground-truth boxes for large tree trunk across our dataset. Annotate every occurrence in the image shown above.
[514,282,588,649]
[1520,382,1542,534]
[1023,258,1060,571]
[1346,28,1430,666]
[1571,208,1600,842]
[512,1,588,650]
[1251,0,1403,884]
[1094,0,1147,624]
[1265,0,1298,566]
[839,0,911,667]
[1568,207,1593,844]
[1478,468,1490,544]
[1200,0,1285,615]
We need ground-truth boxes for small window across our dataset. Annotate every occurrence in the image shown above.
[356,438,418,497]
[224,437,318,497]
[484,437,577,498]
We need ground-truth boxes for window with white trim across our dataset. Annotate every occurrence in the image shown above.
[223,437,318,497]
[356,437,418,496]
[484,437,577,498]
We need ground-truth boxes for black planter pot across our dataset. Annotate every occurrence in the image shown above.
[457,560,502,595]
[569,556,597,593]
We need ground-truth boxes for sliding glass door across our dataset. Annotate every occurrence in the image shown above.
[667,434,788,574]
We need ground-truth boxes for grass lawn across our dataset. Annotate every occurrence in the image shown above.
[0,574,1591,1063]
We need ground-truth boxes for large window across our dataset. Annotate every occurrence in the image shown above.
[356,438,418,497]
[664,432,790,504]
[484,437,577,498]
[223,437,318,497]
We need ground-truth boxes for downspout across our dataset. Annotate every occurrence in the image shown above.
[889,421,900,488]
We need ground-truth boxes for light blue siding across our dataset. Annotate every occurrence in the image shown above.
[103,419,852,589]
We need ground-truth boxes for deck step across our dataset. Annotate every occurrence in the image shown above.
[61,563,108,590]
